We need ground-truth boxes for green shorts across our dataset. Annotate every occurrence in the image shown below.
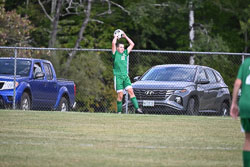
[241,118,250,133]
[114,75,132,92]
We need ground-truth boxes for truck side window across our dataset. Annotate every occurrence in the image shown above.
[33,63,42,79]
[43,63,53,80]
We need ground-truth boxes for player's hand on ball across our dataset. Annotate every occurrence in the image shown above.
[114,29,124,39]
[122,32,127,38]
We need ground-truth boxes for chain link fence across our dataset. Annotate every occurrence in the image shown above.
[0,46,249,116]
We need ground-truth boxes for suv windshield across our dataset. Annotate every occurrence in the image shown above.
[141,66,196,82]
[0,59,31,76]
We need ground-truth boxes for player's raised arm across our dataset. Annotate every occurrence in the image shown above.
[123,33,134,54]
[112,35,118,55]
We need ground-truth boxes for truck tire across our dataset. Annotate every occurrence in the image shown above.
[186,98,199,115]
[58,97,69,112]
[20,92,31,110]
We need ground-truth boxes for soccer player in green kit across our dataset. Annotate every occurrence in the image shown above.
[112,31,143,114]
[230,57,250,167]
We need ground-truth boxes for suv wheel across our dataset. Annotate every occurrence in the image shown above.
[20,92,31,110]
[186,98,199,115]
[219,102,229,116]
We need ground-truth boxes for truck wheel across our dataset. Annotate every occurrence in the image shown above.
[186,98,199,115]
[58,97,69,112]
[219,102,229,116]
[20,92,31,110]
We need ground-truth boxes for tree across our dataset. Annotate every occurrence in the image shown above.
[239,5,250,54]
[65,0,92,69]
[57,51,116,112]
[38,0,65,48]
[0,3,34,57]
[0,5,33,47]
[200,0,249,53]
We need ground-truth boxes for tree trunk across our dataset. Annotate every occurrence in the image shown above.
[242,30,248,62]
[189,1,195,65]
[25,0,29,17]
[65,0,92,69]
[244,30,248,53]
[51,0,57,15]
[48,0,63,48]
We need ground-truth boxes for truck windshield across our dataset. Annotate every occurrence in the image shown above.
[141,66,196,82]
[0,59,31,76]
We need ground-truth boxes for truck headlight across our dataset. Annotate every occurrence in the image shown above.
[1,81,19,90]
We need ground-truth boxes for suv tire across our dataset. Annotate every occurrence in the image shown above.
[219,102,229,116]
[186,98,199,115]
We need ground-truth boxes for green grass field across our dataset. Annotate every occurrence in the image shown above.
[0,110,244,167]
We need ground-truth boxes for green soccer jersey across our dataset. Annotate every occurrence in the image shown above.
[112,49,128,75]
[237,58,250,118]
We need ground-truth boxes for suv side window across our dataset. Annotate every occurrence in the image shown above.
[198,69,207,80]
[43,63,53,80]
[214,70,223,82]
[205,69,217,83]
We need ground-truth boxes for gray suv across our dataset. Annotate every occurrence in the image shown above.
[126,64,231,115]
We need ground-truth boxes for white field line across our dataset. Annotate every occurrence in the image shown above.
[0,141,93,147]
[0,133,99,141]
[0,140,239,151]
[125,145,240,151]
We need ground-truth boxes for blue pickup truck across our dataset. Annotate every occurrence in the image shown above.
[0,57,76,111]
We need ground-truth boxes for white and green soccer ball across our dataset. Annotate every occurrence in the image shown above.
[114,29,124,39]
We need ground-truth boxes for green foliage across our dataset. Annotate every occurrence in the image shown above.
[51,51,116,113]
[68,53,105,112]
[239,4,250,51]
[5,0,51,47]
[127,0,190,50]
[0,6,34,46]
[192,22,230,52]
[191,24,238,92]
[129,53,171,78]
[3,0,249,52]
[195,0,249,53]
[0,4,35,57]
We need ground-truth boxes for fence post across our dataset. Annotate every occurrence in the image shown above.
[13,49,17,110]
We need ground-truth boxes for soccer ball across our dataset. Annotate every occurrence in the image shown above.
[114,29,124,39]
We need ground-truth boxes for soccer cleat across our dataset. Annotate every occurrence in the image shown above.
[135,108,143,114]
